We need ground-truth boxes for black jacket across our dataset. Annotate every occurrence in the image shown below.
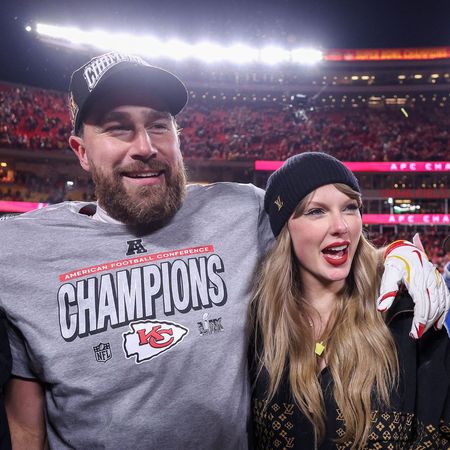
[251,295,450,449]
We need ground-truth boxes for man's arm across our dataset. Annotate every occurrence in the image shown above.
[377,234,450,339]
[5,377,46,449]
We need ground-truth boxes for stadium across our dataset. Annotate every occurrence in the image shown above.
[0,10,449,271]
[0,2,449,448]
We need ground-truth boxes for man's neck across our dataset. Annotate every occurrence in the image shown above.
[92,203,123,224]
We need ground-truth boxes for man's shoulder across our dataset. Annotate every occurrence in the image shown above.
[187,182,264,202]
[0,201,92,229]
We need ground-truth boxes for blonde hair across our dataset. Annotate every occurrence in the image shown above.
[251,183,398,448]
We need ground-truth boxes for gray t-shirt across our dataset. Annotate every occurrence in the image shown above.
[0,182,273,450]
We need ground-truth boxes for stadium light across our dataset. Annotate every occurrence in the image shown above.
[36,23,74,41]
[163,39,193,60]
[99,32,149,54]
[260,46,290,65]
[193,42,226,63]
[134,36,165,58]
[87,29,119,51]
[223,44,259,64]
[34,22,323,66]
[291,48,323,64]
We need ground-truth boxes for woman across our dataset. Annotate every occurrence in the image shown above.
[250,152,450,449]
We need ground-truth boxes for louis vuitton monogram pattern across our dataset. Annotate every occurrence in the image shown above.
[440,419,450,439]
[411,419,450,449]
[252,399,449,449]
[334,409,414,449]
[253,398,296,449]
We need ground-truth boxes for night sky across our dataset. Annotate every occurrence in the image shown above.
[0,0,447,91]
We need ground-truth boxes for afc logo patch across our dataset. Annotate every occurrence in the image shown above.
[126,239,148,255]
[93,342,112,362]
[122,320,188,364]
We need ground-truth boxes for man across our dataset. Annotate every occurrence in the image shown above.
[1,52,449,449]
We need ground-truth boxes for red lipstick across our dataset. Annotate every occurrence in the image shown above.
[322,241,350,266]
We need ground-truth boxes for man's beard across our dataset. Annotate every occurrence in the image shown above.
[91,158,187,231]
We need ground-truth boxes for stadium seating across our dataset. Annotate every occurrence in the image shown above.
[1,83,449,162]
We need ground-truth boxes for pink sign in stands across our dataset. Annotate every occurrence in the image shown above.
[363,214,450,225]
[255,160,450,173]
[0,201,48,213]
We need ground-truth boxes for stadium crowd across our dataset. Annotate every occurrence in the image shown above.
[0,84,71,150]
[1,82,450,162]
[179,101,450,162]
[368,228,449,270]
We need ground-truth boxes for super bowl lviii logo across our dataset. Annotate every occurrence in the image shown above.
[123,320,188,363]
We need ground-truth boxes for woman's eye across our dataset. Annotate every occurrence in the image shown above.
[304,208,324,216]
[345,203,359,212]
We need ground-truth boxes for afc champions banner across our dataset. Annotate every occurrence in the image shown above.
[255,161,450,173]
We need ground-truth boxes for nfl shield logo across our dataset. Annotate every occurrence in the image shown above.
[93,343,112,363]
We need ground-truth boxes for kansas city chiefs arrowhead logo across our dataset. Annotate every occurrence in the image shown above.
[123,320,188,364]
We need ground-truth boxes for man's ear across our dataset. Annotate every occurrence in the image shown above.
[69,135,90,172]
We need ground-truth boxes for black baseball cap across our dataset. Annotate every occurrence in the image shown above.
[69,52,188,134]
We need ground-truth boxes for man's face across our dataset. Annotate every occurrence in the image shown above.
[70,103,186,229]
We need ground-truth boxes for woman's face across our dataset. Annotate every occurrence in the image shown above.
[288,184,362,291]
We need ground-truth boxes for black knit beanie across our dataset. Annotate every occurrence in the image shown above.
[265,152,360,237]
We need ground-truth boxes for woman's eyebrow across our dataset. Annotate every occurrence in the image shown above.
[305,200,327,208]
[306,198,356,208]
